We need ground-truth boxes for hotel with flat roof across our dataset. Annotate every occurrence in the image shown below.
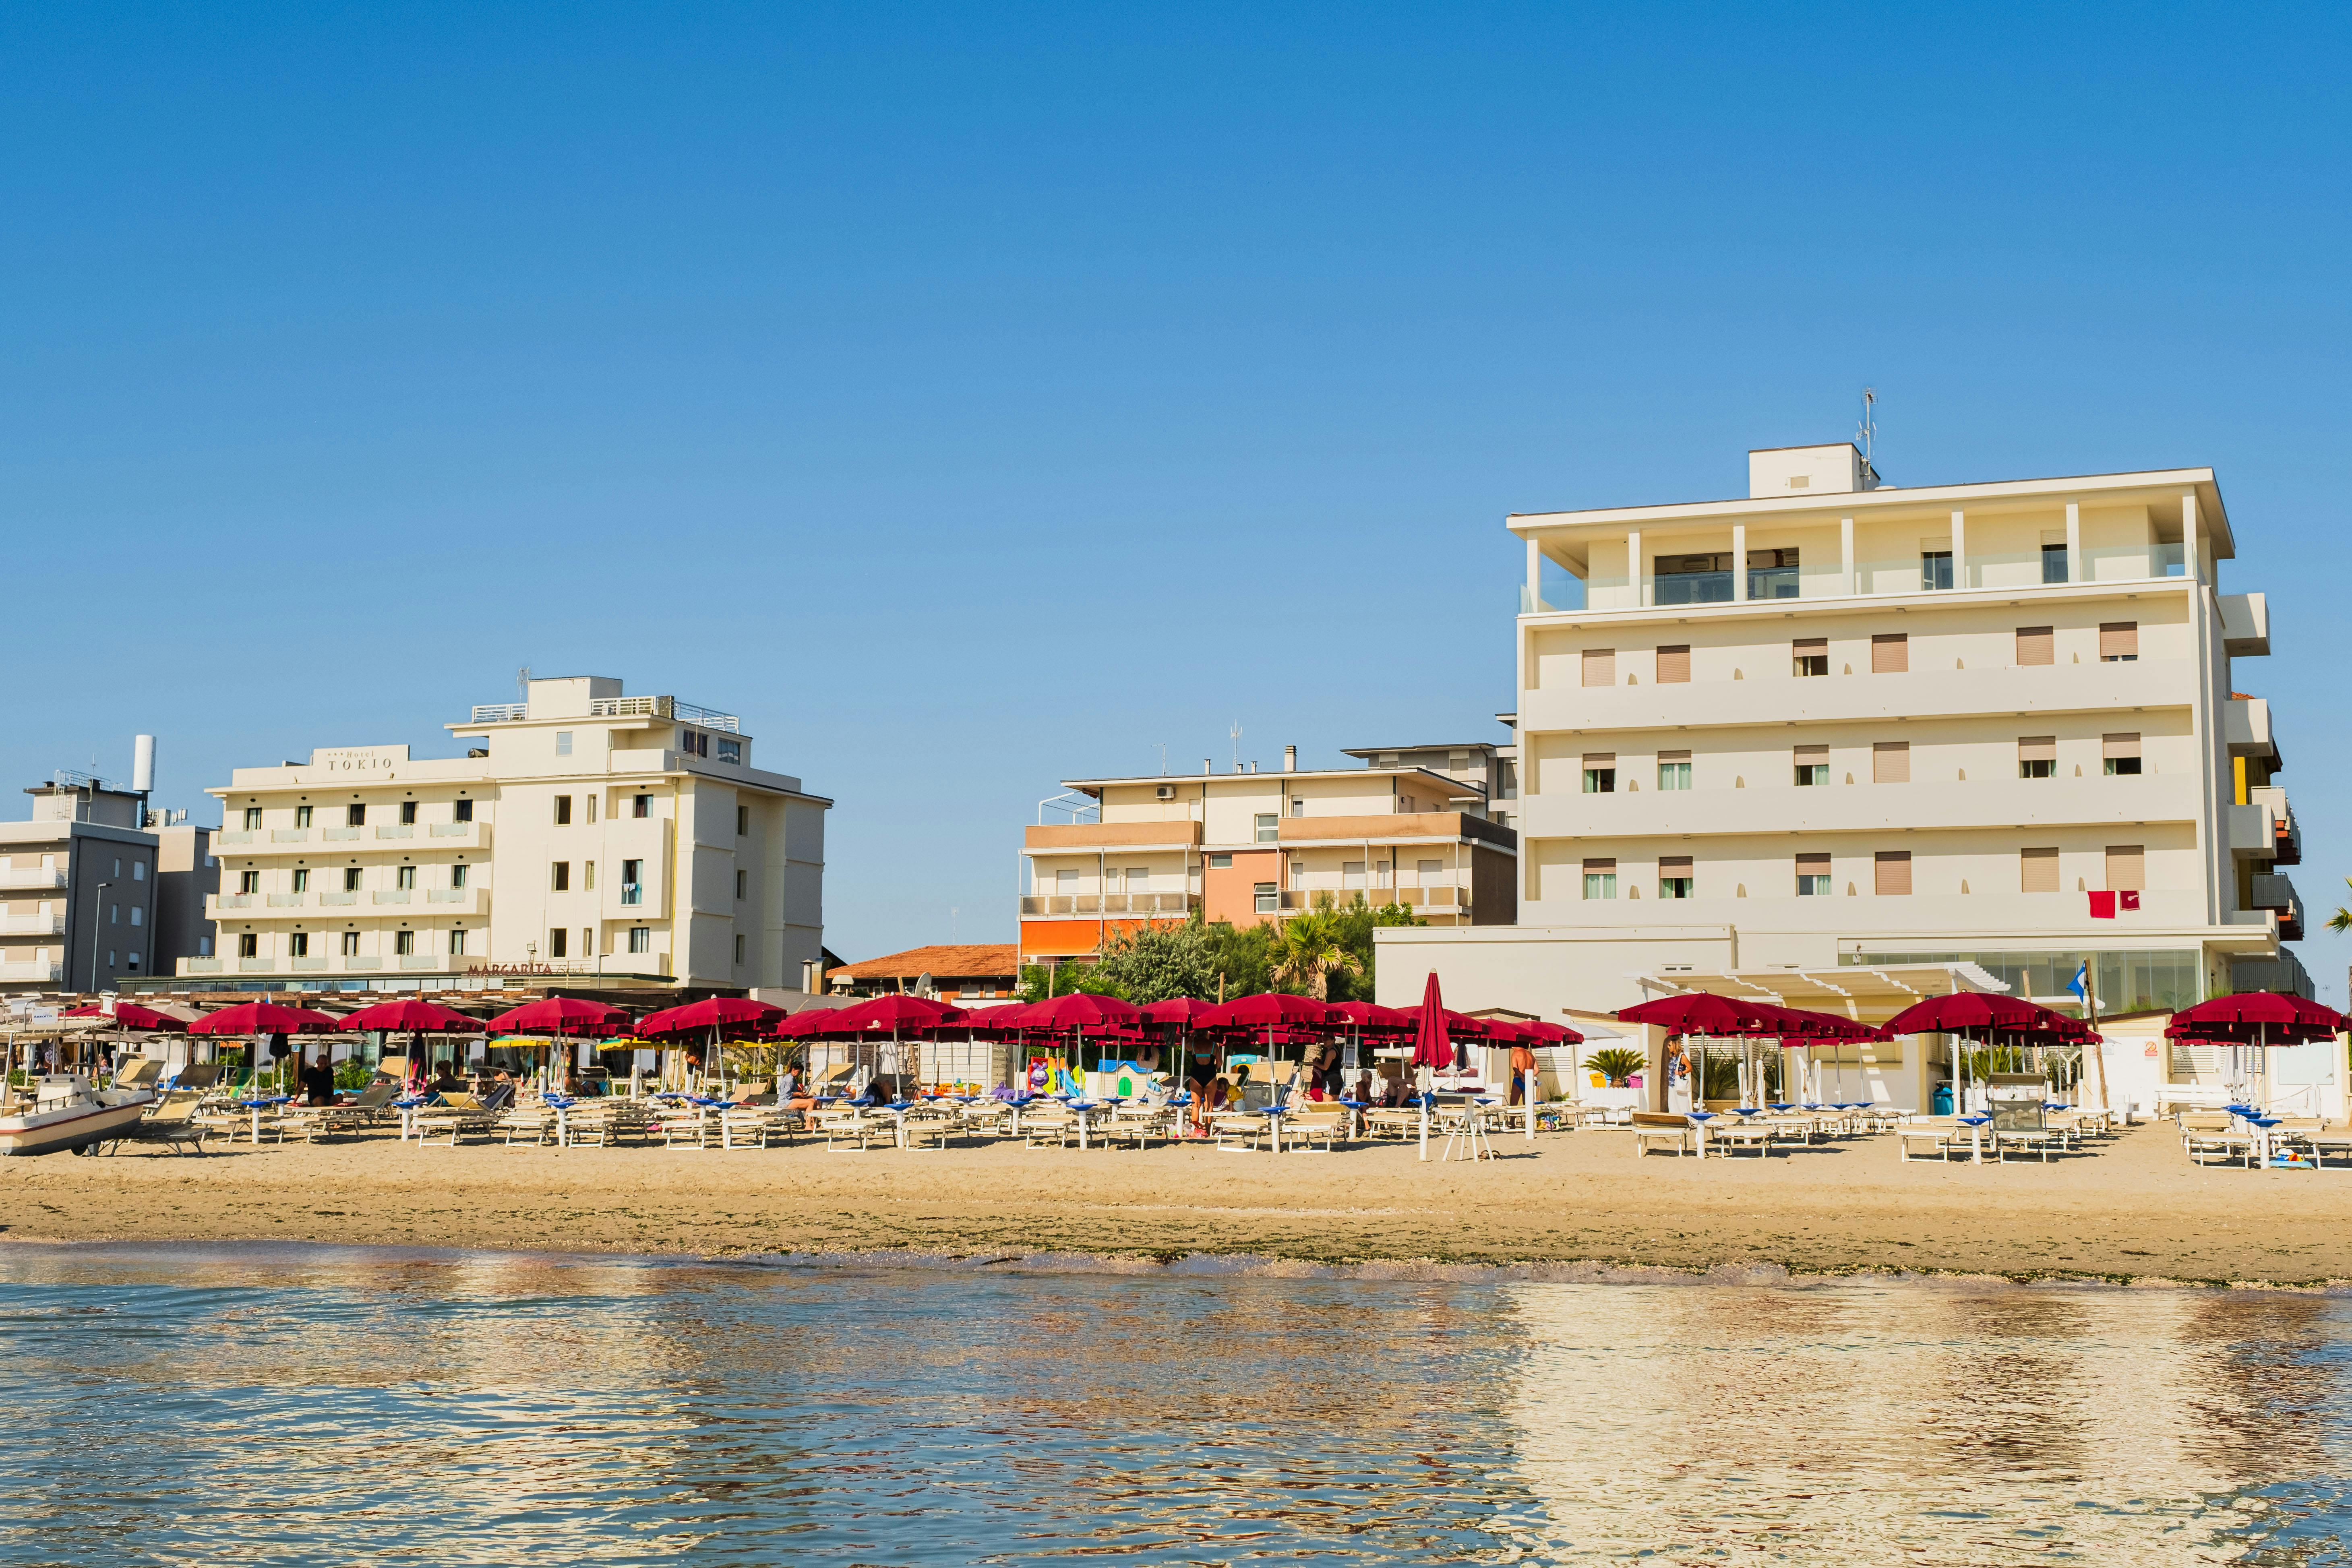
[175,675,829,992]
[1378,443,2302,1029]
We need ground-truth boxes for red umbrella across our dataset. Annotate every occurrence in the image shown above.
[1616,992,1792,1038]
[484,996,631,1036]
[2166,992,2346,1044]
[1518,1019,1583,1045]
[830,995,969,1032]
[638,996,787,1036]
[1202,993,1339,1030]
[1330,1000,1412,1032]
[1877,992,2053,1041]
[1024,993,1142,1030]
[66,1001,190,1032]
[1141,997,1220,1026]
[960,1003,1036,1032]
[189,1001,341,1035]
[774,1008,842,1038]
[337,999,482,1033]
[1409,973,1452,1071]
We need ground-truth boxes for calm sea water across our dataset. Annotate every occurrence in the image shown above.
[0,1245,2346,1566]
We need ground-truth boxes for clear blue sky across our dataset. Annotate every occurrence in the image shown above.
[6,5,2347,998]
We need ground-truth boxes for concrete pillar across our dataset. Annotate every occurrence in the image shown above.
[1627,529,1644,607]
[2065,502,2081,583]
[1951,509,1967,591]
[1840,516,1855,594]
[1525,536,1542,612]
[1731,523,1748,602]
[2182,492,2201,583]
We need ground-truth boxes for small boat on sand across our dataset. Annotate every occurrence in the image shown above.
[0,1075,157,1156]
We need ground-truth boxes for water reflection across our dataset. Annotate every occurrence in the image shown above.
[0,1245,2342,1565]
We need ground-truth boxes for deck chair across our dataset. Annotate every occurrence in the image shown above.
[103,1090,211,1156]
[414,1090,496,1146]
[284,1080,399,1142]
[114,1059,165,1091]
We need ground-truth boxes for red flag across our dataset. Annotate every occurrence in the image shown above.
[2088,891,2117,918]
[2118,890,2141,912]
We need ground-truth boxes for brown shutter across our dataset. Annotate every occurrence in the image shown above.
[1654,645,1690,683]
[2020,847,2059,893]
[1582,647,1616,687]
[2019,735,2056,763]
[1581,857,1616,872]
[2015,625,2053,666]
[1874,850,1911,895]
[1582,752,1616,767]
[2099,621,2138,660]
[1872,741,1910,783]
[1794,743,1827,759]
[1657,854,1693,871]
[1870,633,1908,673]
[2105,844,2144,891]
[2102,732,2141,760]
[1792,637,1826,654]
[1796,852,1831,873]
[1656,748,1691,762]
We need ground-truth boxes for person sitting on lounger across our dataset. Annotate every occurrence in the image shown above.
[300,1057,337,1106]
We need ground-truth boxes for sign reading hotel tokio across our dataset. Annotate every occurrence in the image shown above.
[307,746,412,775]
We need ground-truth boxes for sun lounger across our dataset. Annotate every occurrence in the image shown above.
[282,1080,401,1142]
[99,1089,212,1156]
[1704,1119,1777,1157]
[413,1091,497,1146]
[1995,1126,2069,1163]
[1279,1110,1347,1152]
[1630,1111,1694,1157]
[1896,1118,1966,1162]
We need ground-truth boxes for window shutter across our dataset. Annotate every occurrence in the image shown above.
[1794,743,1827,760]
[2019,736,2056,763]
[1796,852,1831,873]
[1792,637,1826,654]
[2102,732,2141,760]
[1870,633,1908,673]
[2099,621,2138,660]
[2015,626,2053,666]
[1874,850,1911,895]
[2105,844,2144,891]
[1657,855,1692,871]
[1872,741,1910,783]
[1582,647,1615,687]
[1654,645,1690,683]
[1657,748,1691,762]
[2020,847,2059,892]
[1581,857,1616,872]
[1582,752,1616,767]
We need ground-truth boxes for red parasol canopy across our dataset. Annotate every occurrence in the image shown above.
[336,999,482,1033]
[2166,992,2346,1045]
[189,1001,341,1036]
[826,994,968,1033]
[959,1003,1036,1032]
[1517,1019,1585,1045]
[484,996,631,1036]
[1877,992,2055,1041]
[1022,992,1142,1031]
[1329,1000,1412,1032]
[1618,992,1794,1039]
[1409,973,1452,1069]
[65,1001,191,1032]
[1204,993,1342,1030]
[637,996,788,1036]
[1140,997,1220,1026]
[773,1008,843,1038]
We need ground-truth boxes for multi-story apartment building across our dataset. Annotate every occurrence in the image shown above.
[176,675,830,993]
[1,774,215,992]
[1378,443,2302,1020]
[1020,743,1517,967]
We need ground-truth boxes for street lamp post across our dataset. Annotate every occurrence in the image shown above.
[87,880,112,995]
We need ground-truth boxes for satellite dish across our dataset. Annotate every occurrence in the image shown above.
[914,971,936,999]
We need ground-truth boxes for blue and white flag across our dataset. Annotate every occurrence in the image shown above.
[2066,961,2089,1003]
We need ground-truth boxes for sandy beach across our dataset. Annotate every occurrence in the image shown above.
[4,1123,2348,1286]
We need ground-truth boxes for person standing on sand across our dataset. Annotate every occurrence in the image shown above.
[1507,1038,1537,1106]
[1184,1039,1219,1135]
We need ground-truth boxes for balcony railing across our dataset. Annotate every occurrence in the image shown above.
[323,827,361,841]
[2250,786,2300,866]
[1019,893,1200,917]
[374,890,411,905]
[590,694,741,732]
[471,702,529,723]
[376,824,415,840]
[272,828,309,843]
[0,962,62,981]
[1554,546,2205,616]
[620,885,643,906]
[267,893,305,907]
[429,821,483,839]
[320,891,357,906]
[216,831,255,845]
[216,894,255,909]
[1280,885,1467,911]
[0,915,65,936]
[0,869,68,890]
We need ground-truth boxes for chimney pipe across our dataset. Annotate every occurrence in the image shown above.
[1203,758,1212,776]
[132,734,155,795]
[1283,744,1297,773]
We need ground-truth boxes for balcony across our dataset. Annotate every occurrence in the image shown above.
[0,961,62,982]
[429,820,488,845]
[184,952,462,979]
[471,701,529,724]
[1019,892,1201,918]
[590,694,741,732]
[216,831,255,845]
[2225,697,2275,760]
[1554,549,2199,617]
[320,891,358,906]
[214,893,255,910]
[2253,874,2303,942]
[0,868,68,890]
[266,893,305,907]
[373,890,412,905]
[2220,592,2270,657]
[0,914,65,936]
[1024,820,1204,852]
[1280,883,1467,912]
[2249,786,2300,865]
[323,827,362,842]
[272,828,310,844]
[1277,813,1516,850]
[2227,802,2281,859]
[376,824,415,840]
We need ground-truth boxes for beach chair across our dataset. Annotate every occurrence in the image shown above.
[283,1080,401,1143]
[413,1091,497,1146]
[1895,1118,1965,1163]
[1630,1111,1694,1157]
[101,1089,211,1156]
[1280,1106,1347,1152]
[1705,1118,1777,1158]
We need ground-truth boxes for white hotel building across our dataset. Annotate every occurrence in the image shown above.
[1378,444,2303,1030]
[175,675,830,992]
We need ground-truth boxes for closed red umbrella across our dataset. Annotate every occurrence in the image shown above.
[638,996,787,1036]
[1409,974,1452,1071]
[484,996,630,1036]
[189,1001,340,1035]
[337,999,482,1033]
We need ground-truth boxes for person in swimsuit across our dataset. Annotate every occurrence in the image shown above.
[1185,1041,1220,1134]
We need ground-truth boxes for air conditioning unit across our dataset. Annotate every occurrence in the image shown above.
[1155,784,1176,800]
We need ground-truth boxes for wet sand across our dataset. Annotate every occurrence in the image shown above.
[3,1121,2346,1286]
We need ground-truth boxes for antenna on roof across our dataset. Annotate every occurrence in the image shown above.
[1229,720,1243,768]
[1156,743,1167,776]
[516,665,532,701]
[1856,387,1876,467]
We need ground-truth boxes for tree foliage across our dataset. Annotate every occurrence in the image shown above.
[1092,917,1218,1003]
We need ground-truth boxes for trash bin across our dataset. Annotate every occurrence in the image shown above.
[1930,1081,1953,1116]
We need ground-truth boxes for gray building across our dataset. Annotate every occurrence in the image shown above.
[0,773,216,994]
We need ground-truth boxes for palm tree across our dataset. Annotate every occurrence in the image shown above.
[2329,877,2352,935]
[1266,907,1355,999]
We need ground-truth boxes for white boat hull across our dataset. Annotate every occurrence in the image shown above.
[0,1088,155,1156]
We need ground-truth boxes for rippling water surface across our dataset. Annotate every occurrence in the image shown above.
[0,1244,2347,1565]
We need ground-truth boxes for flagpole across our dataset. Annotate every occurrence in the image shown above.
[2083,956,2109,1113]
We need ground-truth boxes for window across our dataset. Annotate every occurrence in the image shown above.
[736,805,749,836]
[549,927,568,958]
[1656,751,1691,791]
[2103,733,2142,776]
[628,926,651,954]
[550,862,570,891]
[553,795,572,825]
[1793,744,1828,787]
[396,865,416,890]
[341,930,360,956]
[243,807,262,830]
[2099,621,2138,662]
[289,932,308,958]
[1127,867,1149,889]
[581,861,592,889]
[1655,645,1690,684]
[400,800,418,825]
[2021,847,2059,893]
[110,903,119,925]
[238,870,260,894]
[395,929,415,956]
[1582,647,1616,687]
[1582,754,1616,793]
[585,794,597,824]
[1655,553,1733,604]
[1872,742,1909,784]
[291,869,310,893]
[1254,814,1278,843]
[734,933,746,964]
[632,794,651,819]
[2016,625,2054,666]
[1207,853,1232,870]
[1870,633,1908,673]
[1792,638,1828,678]
[129,906,141,927]
[1748,548,1800,599]
[1289,798,1305,817]
[717,738,741,764]
[556,730,573,757]
[1582,858,1618,900]
[238,933,258,958]
[1921,549,1953,590]
[2019,736,2056,779]
[199,937,212,956]
[1343,861,1366,889]
[2106,844,2144,891]
[451,863,468,889]
[621,859,643,904]
[1055,868,1078,890]
[346,804,366,826]
[1253,883,1277,914]
[343,867,363,891]
[2042,542,2069,584]
[107,949,116,968]
[454,797,474,822]
[1796,852,1831,897]
[735,869,748,900]
[1658,855,1692,899]
[449,927,467,956]
[127,951,139,971]
[296,805,313,828]
[1874,850,1912,896]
